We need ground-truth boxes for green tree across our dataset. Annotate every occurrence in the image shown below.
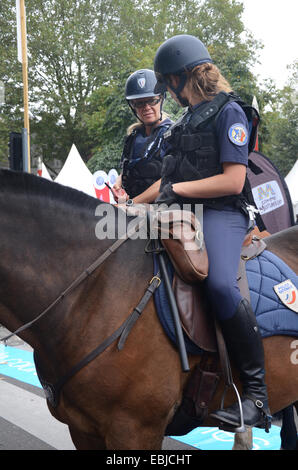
[86,0,261,172]
[27,0,115,162]
[260,62,298,176]
[1,0,290,175]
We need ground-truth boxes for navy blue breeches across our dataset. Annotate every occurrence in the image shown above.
[202,206,249,321]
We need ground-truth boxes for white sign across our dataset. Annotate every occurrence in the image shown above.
[252,180,284,215]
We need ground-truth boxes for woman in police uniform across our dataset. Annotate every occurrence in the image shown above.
[113,69,172,204]
[154,35,271,432]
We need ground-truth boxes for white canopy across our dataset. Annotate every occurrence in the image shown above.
[285,159,298,217]
[41,163,52,180]
[55,144,97,198]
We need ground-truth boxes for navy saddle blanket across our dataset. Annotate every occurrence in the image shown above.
[153,250,298,355]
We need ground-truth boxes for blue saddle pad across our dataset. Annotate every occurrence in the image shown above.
[154,250,298,355]
[246,250,298,338]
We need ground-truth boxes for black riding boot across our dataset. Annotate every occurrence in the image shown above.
[210,298,271,431]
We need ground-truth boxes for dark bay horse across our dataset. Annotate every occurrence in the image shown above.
[0,169,297,450]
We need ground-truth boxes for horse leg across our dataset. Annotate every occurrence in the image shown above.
[283,402,298,451]
[232,428,253,450]
[68,426,106,450]
[279,405,297,450]
[294,402,298,450]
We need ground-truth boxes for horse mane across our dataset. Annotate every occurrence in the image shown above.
[0,168,101,212]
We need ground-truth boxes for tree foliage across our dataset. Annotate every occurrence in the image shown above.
[0,0,296,177]
[258,62,298,176]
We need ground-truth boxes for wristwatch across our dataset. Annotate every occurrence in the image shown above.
[126,198,134,206]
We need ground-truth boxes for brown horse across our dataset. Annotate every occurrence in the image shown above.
[0,169,297,450]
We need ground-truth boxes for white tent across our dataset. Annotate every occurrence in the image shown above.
[285,159,298,219]
[55,144,97,198]
[41,163,52,180]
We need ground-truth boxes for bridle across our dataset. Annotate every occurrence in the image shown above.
[0,218,161,407]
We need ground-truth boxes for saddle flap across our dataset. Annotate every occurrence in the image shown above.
[238,235,267,302]
[157,209,209,284]
[173,274,217,353]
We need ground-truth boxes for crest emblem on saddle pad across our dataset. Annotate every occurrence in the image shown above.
[228,123,248,146]
[274,279,298,313]
[138,78,146,88]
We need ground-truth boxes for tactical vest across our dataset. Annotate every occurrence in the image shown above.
[121,123,171,198]
[161,92,260,210]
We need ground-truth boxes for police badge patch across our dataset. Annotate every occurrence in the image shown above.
[137,78,146,88]
[274,279,298,313]
[228,123,248,146]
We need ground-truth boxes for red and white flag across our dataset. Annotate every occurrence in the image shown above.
[252,96,259,151]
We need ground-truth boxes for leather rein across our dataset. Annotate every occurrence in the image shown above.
[0,219,161,407]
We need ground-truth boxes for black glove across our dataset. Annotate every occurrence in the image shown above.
[155,182,179,206]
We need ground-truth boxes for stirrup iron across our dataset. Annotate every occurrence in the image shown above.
[217,382,246,433]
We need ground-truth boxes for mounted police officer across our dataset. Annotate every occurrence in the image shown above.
[154,34,271,432]
[113,69,172,204]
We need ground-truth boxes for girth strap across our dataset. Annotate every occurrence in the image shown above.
[117,273,161,350]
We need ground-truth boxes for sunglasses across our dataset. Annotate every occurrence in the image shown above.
[131,97,161,109]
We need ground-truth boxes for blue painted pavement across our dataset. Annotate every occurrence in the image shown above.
[0,344,41,388]
[171,425,282,450]
[0,344,284,450]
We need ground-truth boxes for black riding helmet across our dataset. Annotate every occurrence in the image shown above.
[125,69,165,124]
[125,69,158,100]
[154,34,212,106]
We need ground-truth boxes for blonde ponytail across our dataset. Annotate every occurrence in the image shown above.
[187,63,232,101]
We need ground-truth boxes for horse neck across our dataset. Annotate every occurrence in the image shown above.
[0,190,109,350]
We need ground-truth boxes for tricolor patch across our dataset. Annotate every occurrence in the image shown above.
[274,279,298,313]
[228,123,248,146]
